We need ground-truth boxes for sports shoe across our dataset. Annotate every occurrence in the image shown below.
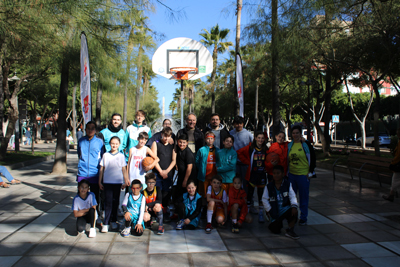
[205,223,212,234]
[176,219,185,230]
[232,223,239,233]
[258,210,265,223]
[157,225,164,235]
[121,227,131,237]
[89,228,96,238]
[285,228,300,240]
[111,222,118,230]
[101,225,109,233]
[299,219,307,226]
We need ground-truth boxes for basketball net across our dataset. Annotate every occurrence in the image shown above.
[170,67,198,80]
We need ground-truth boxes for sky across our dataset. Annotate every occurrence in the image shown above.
[146,0,252,115]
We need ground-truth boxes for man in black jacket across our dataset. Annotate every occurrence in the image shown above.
[176,113,204,155]
[203,113,230,149]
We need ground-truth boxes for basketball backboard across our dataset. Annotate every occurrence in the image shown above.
[152,37,213,80]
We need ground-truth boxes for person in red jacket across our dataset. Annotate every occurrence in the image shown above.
[265,131,289,178]
[229,176,253,233]
[237,131,269,223]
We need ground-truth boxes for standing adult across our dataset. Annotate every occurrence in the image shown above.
[24,127,31,146]
[76,128,83,141]
[287,125,316,225]
[383,128,400,202]
[204,113,230,149]
[98,113,126,153]
[124,110,152,161]
[146,118,175,148]
[77,121,105,214]
[176,113,204,155]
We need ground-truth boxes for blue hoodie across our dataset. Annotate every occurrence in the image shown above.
[216,147,237,184]
[196,146,219,182]
[77,135,105,179]
[124,122,152,161]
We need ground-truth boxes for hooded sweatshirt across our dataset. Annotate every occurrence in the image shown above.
[124,122,152,161]
[204,123,230,149]
[99,122,126,152]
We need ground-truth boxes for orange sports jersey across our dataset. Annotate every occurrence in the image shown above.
[205,149,217,179]
[211,188,225,209]
[143,187,157,204]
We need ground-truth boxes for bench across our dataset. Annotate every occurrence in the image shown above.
[333,153,393,188]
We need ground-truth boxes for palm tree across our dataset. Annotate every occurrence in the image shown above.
[169,101,177,115]
[200,24,233,113]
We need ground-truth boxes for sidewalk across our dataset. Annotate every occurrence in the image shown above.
[1,153,400,267]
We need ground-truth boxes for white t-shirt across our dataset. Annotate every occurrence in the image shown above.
[206,186,228,203]
[72,192,97,211]
[129,146,148,184]
[100,152,127,184]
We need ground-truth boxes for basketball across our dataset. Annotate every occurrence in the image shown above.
[142,157,154,169]
[266,153,280,163]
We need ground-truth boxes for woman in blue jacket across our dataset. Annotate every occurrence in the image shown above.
[216,135,237,193]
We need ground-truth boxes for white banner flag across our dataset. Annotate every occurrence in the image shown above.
[80,32,91,125]
[236,53,244,117]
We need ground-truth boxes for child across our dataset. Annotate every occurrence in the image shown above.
[237,131,268,223]
[176,179,202,230]
[98,136,129,233]
[174,134,197,202]
[262,165,299,239]
[72,179,97,238]
[143,173,164,235]
[216,135,237,192]
[229,176,253,233]
[124,110,152,162]
[205,175,228,233]
[127,132,159,190]
[151,127,176,221]
[121,180,148,237]
[196,131,218,197]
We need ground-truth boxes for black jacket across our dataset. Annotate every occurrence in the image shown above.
[176,126,205,154]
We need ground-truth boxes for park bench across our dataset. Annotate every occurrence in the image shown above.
[333,153,393,188]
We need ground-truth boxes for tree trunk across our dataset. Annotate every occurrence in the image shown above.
[211,92,215,113]
[95,82,102,130]
[123,83,127,130]
[372,83,381,156]
[135,46,143,112]
[271,0,281,138]
[0,42,5,143]
[52,54,69,174]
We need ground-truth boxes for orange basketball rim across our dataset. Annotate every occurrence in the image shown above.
[170,67,198,80]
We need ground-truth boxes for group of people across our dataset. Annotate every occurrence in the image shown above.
[73,110,316,240]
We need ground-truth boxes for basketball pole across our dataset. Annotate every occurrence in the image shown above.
[181,79,184,129]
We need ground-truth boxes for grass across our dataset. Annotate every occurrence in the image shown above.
[316,148,393,165]
[1,151,54,166]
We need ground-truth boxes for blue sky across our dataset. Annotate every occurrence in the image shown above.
[147,0,252,114]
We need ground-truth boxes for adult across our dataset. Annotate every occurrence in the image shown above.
[204,113,230,149]
[76,128,83,141]
[0,166,21,188]
[266,131,289,178]
[176,113,204,155]
[24,127,31,146]
[146,118,175,148]
[287,125,316,225]
[77,121,105,212]
[229,116,253,185]
[124,110,152,161]
[383,128,400,202]
[98,113,126,153]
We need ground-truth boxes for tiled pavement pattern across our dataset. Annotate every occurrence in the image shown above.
[1,151,400,266]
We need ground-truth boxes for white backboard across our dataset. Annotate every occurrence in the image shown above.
[152,37,213,80]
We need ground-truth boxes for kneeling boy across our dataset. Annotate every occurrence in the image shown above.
[143,173,164,235]
[206,175,228,233]
[262,165,299,239]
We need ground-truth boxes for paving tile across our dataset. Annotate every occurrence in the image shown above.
[69,242,111,255]
[47,205,72,213]
[341,243,396,258]
[326,259,371,267]
[0,256,22,267]
[311,224,352,234]
[342,222,380,232]
[0,216,37,224]
[59,255,104,267]
[259,235,301,249]
[271,247,317,264]
[325,232,369,244]
[13,255,62,267]
[191,252,233,267]
[184,229,221,240]
[31,212,70,224]
[0,233,11,241]
[150,229,186,242]
[104,255,148,267]
[297,234,336,247]
[28,242,73,255]
[307,215,336,225]
[0,243,37,256]
[77,232,116,242]
[17,223,58,233]
[362,256,400,267]
[149,254,189,267]
[224,237,265,251]
[3,232,48,243]
[149,240,188,254]
[363,213,388,221]
[114,230,149,242]
[358,231,400,242]
[328,214,373,223]
[109,241,147,255]
[378,241,400,254]
[219,226,255,238]
[307,245,356,260]
[232,250,277,265]
[187,238,227,253]
[366,221,395,231]
[283,262,325,267]
[0,224,25,233]
[293,225,319,235]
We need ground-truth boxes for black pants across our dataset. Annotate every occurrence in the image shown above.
[89,183,100,211]
[103,183,122,225]
[124,220,143,236]
[76,207,96,232]
[268,208,298,234]
[247,185,264,207]
[176,202,196,230]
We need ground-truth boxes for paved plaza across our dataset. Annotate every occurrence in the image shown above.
[1,148,400,266]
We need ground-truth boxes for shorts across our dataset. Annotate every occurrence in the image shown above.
[229,203,248,224]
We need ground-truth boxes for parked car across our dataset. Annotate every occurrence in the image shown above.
[356,133,391,147]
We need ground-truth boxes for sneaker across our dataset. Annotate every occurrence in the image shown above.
[157,225,164,235]
[89,228,96,238]
[176,219,185,230]
[101,225,109,233]
[111,222,118,230]
[205,223,212,234]
[299,219,307,226]
[285,228,300,240]
[232,223,239,233]
[121,227,131,237]
[258,210,265,223]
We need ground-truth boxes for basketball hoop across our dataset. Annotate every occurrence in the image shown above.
[170,67,198,80]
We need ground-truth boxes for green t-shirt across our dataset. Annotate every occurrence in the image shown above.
[289,143,309,175]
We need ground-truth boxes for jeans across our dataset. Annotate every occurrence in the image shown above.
[0,166,15,182]
[288,173,310,221]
